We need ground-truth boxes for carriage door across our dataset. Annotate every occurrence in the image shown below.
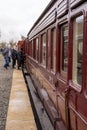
[68,15,86,130]
[56,23,69,129]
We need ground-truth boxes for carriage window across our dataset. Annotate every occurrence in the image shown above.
[36,38,39,61]
[47,29,51,68]
[72,15,83,86]
[32,41,34,58]
[61,24,68,74]
[52,28,56,72]
[30,41,32,57]
[42,34,46,66]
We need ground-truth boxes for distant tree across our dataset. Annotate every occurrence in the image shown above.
[1,42,6,48]
[9,39,16,48]
[9,39,14,45]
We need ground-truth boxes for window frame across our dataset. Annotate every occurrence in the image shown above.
[51,27,56,73]
[41,33,46,67]
[35,37,39,61]
[60,23,69,79]
[69,11,85,93]
[72,15,83,87]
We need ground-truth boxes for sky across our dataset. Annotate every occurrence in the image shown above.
[0,0,51,43]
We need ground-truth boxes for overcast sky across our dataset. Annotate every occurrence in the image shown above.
[0,0,51,43]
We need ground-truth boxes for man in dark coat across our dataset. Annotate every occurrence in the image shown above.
[17,48,25,69]
[12,46,17,68]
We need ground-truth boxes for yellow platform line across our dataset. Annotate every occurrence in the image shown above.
[5,69,37,130]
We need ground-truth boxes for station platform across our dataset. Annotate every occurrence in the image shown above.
[5,69,37,130]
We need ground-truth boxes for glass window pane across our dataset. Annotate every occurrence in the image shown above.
[32,41,33,57]
[42,34,46,66]
[72,15,83,86]
[52,28,56,72]
[61,25,68,72]
[36,38,38,61]
[47,29,51,68]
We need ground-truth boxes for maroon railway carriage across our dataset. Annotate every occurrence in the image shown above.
[17,40,25,51]
[24,0,87,130]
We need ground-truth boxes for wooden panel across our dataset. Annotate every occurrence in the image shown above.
[57,0,68,18]
[69,109,76,130]
[70,0,86,9]
[77,117,87,130]
[57,96,66,123]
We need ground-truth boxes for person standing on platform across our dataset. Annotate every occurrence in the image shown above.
[17,48,25,69]
[2,44,9,69]
[8,44,12,63]
[12,45,17,69]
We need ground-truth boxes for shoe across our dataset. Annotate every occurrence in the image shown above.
[4,66,8,69]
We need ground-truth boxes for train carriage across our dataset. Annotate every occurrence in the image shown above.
[24,0,87,130]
